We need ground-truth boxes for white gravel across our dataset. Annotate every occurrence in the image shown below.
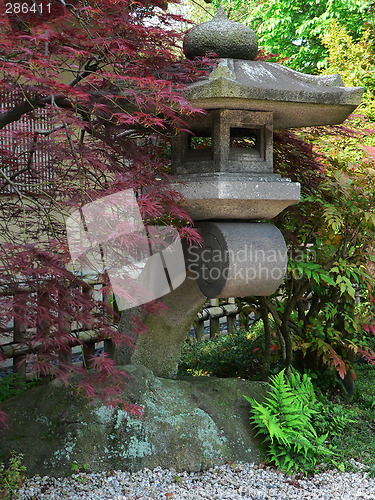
[19,461,375,499]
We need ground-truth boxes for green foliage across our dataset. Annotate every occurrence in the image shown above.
[319,363,375,469]
[0,453,26,500]
[245,369,334,474]
[0,375,40,403]
[178,327,265,378]
[321,21,375,100]
[314,398,355,438]
[203,0,371,73]
[247,123,375,383]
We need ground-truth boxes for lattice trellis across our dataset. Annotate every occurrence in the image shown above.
[0,90,54,193]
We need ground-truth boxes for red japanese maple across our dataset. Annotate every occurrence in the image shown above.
[0,0,206,428]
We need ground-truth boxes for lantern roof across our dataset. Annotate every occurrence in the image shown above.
[183,8,363,129]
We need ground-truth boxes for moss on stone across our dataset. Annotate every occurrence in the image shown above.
[0,365,267,476]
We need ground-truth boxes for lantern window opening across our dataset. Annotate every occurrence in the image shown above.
[229,126,264,160]
[189,135,213,151]
[186,129,213,162]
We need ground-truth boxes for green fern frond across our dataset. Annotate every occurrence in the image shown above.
[244,368,334,474]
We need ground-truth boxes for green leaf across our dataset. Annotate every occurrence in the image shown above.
[312,271,320,283]
[320,274,336,286]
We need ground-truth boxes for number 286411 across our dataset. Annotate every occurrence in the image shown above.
[5,3,51,15]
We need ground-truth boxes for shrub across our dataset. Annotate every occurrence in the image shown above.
[178,328,265,378]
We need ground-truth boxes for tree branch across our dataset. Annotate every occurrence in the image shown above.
[259,296,271,380]
[0,96,72,130]
[0,55,101,131]
[264,297,286,362]
[68,59,100,88]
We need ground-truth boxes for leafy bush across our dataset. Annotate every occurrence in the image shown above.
[178,327,266,378]
[0,453,26,500]
[245,368,335,474]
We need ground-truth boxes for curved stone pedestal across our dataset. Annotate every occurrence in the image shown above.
[116,222,287,377]
[116,271,206,378]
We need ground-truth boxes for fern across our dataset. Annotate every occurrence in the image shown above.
[244,368,335,474]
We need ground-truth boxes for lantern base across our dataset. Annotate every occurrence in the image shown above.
[172,173,300,220]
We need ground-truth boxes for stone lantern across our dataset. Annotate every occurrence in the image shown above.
[170,5,363,299]
[118,7,363,378]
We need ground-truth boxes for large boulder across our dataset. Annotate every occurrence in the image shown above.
[0,365,267,476]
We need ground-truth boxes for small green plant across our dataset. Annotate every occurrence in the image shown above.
[68,461,89,481]
[312,398,355,438]
[366,466,375,479]
[70,461,88,473]
[244,368,335,474]
[0,453,26,499]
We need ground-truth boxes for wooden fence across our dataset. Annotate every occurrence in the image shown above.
[0,277,114,378]
[192,300,239,340]
[0,285,241,379]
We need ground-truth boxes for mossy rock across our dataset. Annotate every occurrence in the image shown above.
[0,365,267,476]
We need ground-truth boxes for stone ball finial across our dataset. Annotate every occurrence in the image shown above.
[183,5,258,60]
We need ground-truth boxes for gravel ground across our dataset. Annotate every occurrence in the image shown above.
[19,461,375,500]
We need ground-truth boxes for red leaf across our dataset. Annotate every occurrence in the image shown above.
[329,347,346,379]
